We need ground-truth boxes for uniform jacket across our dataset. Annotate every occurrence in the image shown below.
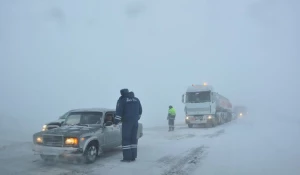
[167,107,176,120]
[115,91,142,124]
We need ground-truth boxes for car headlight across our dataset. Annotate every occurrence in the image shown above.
[36,136,43,143]
[65,138,78,145]
[207,115,212,119]
[239,113,243,116]
[186,116,189,120]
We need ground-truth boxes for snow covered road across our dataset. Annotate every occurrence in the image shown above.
[1,117,300,175]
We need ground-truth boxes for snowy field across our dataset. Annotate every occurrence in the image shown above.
[0,0,299,174]
[1,116,300,175]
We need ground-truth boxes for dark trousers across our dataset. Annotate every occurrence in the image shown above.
[122,121,138,160]
[168,119,175,131]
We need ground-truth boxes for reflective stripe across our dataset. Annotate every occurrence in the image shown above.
[123,145,137,149]
[131,144,137,148]
[122,147,131,150]
[115,116,122,120]
[122,145,131,149]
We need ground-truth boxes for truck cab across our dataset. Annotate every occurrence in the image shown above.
[182,84,232,128]
[182,85,217,128]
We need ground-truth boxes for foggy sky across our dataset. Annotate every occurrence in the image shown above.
[0,0,299,135]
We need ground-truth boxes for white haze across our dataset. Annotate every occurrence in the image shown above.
[0,0,299,141]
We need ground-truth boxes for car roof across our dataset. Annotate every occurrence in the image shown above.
[68,108,115,113]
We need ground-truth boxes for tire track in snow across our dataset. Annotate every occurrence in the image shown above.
[157,145,208,175]
[165,133,195,141]
[202,129,225,138]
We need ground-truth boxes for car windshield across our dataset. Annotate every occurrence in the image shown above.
[186,91,211,103]
[65,112,103,125]
[59,112,69,119]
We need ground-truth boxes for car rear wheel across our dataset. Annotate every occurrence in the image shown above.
[84,142,98,164]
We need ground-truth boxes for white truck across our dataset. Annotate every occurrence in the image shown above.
[182,84,233,128]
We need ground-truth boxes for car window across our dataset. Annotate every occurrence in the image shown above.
[104,112,115,124]
[65,112,103,125]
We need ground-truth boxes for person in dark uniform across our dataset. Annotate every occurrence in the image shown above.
[167,105,176,131]
[114,89,142,162]
[115,88,129,123]
[116,89,129,110]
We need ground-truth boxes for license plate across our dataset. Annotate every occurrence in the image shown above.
[40,147,60,155]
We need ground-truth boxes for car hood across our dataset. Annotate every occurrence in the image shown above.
[40,125,101,137]
[46,119,65,125]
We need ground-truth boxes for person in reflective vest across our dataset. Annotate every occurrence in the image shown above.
[114,89,143,162]
[167,105,176,131]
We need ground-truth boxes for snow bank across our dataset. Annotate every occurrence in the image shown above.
[192,116,300,175]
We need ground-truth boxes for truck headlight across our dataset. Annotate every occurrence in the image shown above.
[42,125,47,131]
[65,138,78,145]
[207,115,212,119]
[36,136,43,143]
[186,116,189,120]
[239,113,243,116]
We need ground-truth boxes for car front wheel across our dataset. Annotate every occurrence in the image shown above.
[83,142,98,164]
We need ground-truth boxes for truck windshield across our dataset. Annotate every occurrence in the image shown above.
[65,112,103,125]
[186,91,211,103]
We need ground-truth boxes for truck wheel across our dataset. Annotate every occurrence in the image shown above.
[216,117,220,125]
[205,123,211,128]
[211,122,215,127]
[206,122,215,128]
[188,124,193,128]
[83,142,98,164]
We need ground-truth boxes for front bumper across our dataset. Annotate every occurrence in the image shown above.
[186,118,214,124]
[33,144,83,158]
